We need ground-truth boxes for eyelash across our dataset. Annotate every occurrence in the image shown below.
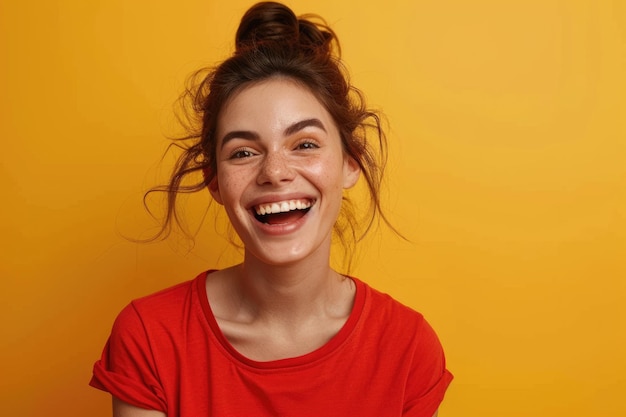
[229,148,255,159]
[296,140,319,150]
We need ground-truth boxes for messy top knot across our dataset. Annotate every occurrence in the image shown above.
[151,1,395,270]
[235,2,335,56]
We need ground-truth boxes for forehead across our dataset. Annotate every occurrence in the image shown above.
[216,77,337,137]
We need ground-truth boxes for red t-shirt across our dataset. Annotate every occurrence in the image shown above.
[91,271,452,416]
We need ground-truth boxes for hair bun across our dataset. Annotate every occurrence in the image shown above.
[235,2,299,49]
[235,2,333,55]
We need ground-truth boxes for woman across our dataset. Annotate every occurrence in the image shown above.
[91,2,453,416]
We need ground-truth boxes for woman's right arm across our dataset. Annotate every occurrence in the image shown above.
[113,397,166,417]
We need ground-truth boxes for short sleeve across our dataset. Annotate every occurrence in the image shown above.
[90,303,167,412]
[403,318,453,417]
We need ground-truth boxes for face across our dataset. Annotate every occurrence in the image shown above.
[209,77,360,267]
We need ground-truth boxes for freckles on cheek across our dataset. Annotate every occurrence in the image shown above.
[216,175,239,200]
[218,166,239,186]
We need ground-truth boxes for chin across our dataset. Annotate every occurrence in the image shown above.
[244,238,329,267]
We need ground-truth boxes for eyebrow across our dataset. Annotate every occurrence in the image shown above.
[220,130,260,148]
[284,118,327,137]
[220,118,327,149]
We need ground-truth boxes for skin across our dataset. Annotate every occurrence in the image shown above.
[111,78,438,416]
[113,398,165,417]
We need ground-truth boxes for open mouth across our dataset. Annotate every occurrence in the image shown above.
[253,199,313,225]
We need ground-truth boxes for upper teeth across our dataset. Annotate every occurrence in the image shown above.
[255,199,312,216]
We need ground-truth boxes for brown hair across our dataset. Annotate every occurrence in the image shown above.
[148,2,397,264]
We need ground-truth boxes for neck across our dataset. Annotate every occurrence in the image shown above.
[235,249,346,322]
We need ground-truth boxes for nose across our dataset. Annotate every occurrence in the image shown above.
[256,150,296,186]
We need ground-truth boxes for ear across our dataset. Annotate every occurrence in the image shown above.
[342,154,361,189]
[203,168,224,205]
[208,178,224,205]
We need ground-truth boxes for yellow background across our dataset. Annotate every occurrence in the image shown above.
[1,0,624,416]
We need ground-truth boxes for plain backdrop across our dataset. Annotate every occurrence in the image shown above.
[1,0,625,416]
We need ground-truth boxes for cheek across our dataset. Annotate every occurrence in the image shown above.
[303,160,327,178]
[217,170,245,202]
[306,154,345,181]
[303,163,340,194]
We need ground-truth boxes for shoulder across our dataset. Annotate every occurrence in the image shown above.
[133,273,203,308]
[358,279,426,328]
[355,279,453,410]
[90,274,210,413]
[112,272,208,337]
[355,278,444,354]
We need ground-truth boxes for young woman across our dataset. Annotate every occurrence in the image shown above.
[91,2,453,416]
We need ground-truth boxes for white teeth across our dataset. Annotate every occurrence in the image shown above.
[254,199,312,216]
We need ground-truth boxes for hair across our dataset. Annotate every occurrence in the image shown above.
[147,1,398,268]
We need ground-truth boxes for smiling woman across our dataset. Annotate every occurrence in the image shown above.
[208,78,359,266]
[89,2,452,416]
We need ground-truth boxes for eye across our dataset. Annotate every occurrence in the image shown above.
[296,141,319,150]
[229,148,255,159]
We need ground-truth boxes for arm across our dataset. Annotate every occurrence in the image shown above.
[432,410,438,417]
[113,397,166,417]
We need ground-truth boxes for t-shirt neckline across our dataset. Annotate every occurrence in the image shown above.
[195,270,366,370]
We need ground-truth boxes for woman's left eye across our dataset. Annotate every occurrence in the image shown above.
[296,141,319,150]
